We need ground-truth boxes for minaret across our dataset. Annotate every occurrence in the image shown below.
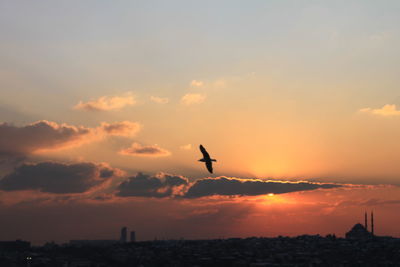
[371,211,374,236]
[364,211,368,231]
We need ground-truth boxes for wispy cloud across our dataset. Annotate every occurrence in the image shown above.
[361,198,400,206]
[181,93,206,105]
[369,30,393,42]
[150,96,169,104]
[74,93,136,111]
[180,144,192,150]
[119,142,171,157]
[211,79,227,89]
[189,79,226,89]
[190,80,204,87]
[359,104,400,116]
[100,121,141,137]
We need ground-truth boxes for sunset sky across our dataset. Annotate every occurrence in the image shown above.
[1,1,400,244]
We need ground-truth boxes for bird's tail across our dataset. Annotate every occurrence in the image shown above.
[211,159,217,162]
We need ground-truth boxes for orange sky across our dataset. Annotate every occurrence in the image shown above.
[1,1,400,244]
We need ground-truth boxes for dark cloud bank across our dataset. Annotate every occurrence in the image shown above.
[115,175,341,199]
[0,162,341,198]
[183,177,341,198]
[117,173,188,198]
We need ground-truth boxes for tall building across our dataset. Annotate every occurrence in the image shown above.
[120,227,127,243]
[130,231,136,242]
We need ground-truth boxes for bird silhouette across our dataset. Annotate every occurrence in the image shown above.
[198,145,217,173]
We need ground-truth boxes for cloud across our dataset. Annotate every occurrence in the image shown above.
[369,31,392,42]
[116,173,188,198]
[361,198,400,206]
[115,174,342,199]
[180,144,192,150]
[190,79,227,90]
[0,121,94,158]
[190,80,204,87]
[359,104,400,116]
[119,142,171,157]
[0,162,120,194]
[0,120,141,159]
[74,93,136,111]
[150,96,169,104]
[100,121,141,137]
[183,177,341,198]
[181,93,206,105]
[211,79,227,89]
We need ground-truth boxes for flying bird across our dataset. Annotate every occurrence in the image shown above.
[198,144,217,173]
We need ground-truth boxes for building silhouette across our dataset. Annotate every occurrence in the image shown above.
[0,240,30,251]
[69,240,118,247]
[346,211,375,240]
[345,223,372,240]
[120,227,127,243]
[70,226,134,246]
[130,231,136,242]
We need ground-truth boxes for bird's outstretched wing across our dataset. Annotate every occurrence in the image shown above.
[205,161,213,173]
[199,144,210,159]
